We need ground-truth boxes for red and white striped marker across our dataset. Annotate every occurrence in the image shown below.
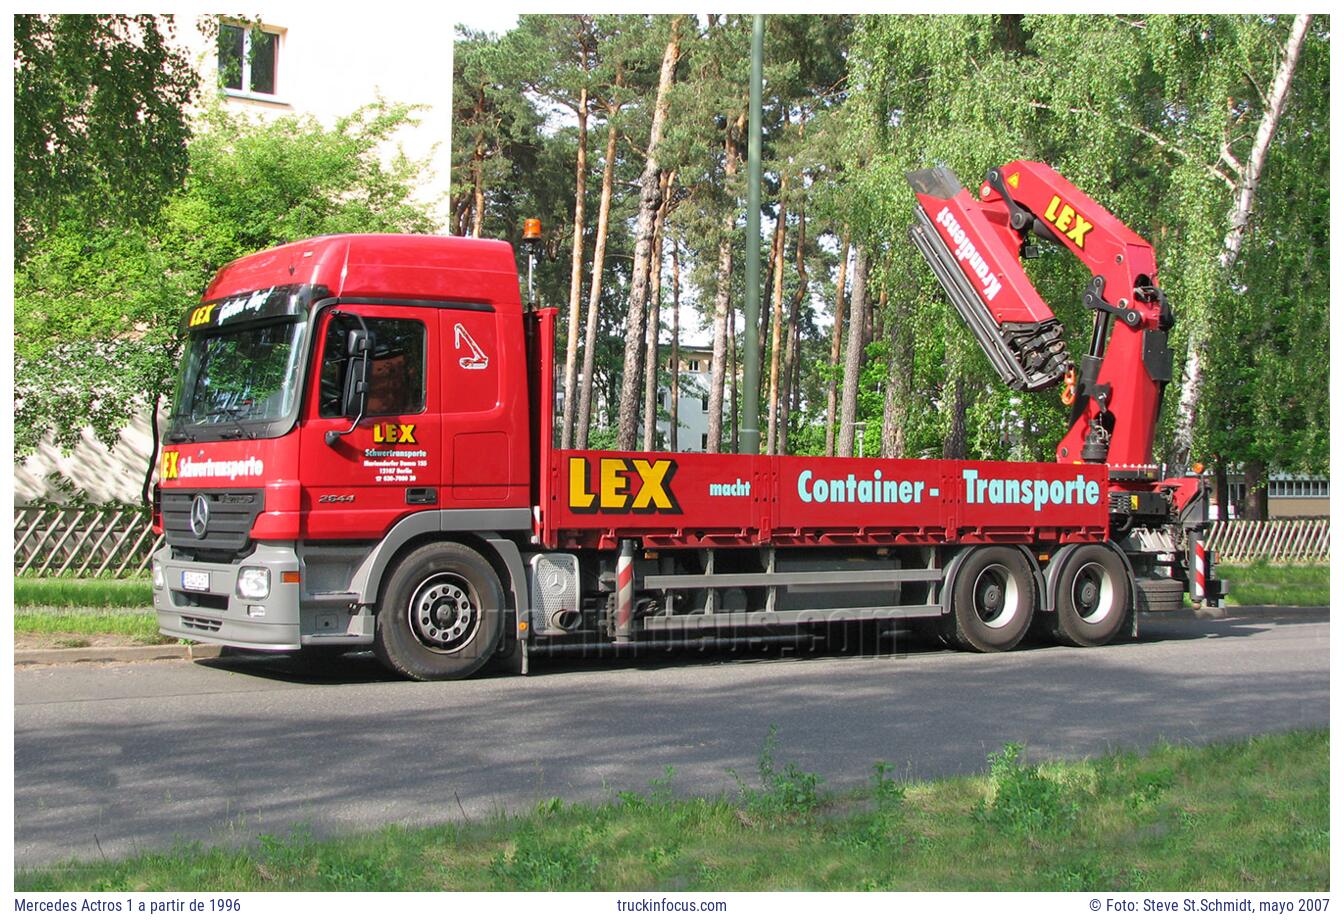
[1191,538,1207,604]
[614,540,635,642]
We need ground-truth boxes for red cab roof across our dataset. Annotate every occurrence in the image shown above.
[201,234,523,312]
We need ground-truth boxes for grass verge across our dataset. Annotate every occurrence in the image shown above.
[16,728,1327,892]
[15,607,169,647]
[1219,561,1328,607]
[15,577,153,609]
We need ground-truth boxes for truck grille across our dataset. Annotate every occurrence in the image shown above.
[162,489,263,556]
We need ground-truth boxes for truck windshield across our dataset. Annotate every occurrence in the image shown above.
[170,318,309,436]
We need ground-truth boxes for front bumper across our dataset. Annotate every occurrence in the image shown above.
[153,542,303,650]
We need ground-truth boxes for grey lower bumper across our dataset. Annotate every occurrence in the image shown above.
[153,542,304,650]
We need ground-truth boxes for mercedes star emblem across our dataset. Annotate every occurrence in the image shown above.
[189,495,210,538]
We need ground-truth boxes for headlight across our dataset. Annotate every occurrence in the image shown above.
[152,561,165,590]
[236,566,271,600]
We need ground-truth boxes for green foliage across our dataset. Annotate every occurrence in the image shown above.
[730,724,822,821]
[974,742,1077,837]
[15,101,436,473]
[15,578,152,609]
[14,14,199,260]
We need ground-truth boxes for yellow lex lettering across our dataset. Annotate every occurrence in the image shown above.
[600,458,630,510]
[161,451,179,480]
[1043,195,1092,249]
[630,459,674,511]
[568,457,596,510]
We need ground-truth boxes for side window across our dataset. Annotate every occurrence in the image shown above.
[320,316,426,418]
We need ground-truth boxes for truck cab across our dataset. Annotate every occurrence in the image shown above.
[153,235,536,673]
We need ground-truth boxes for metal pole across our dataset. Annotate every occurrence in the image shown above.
[739,13,765,455]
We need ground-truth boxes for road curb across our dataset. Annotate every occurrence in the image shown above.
[15,644,223,666]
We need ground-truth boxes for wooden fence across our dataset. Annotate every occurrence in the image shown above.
[14,504,162,578]
[10,505,1330,577]
[1206,517,1330,563]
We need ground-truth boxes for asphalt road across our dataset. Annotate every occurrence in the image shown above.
[14,608,1329,868]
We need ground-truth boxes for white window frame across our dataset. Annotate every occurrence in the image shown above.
[218,21,285,103]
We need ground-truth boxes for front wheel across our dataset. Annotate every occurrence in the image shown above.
[1051,545,1130,647]
[946,547,1035,652]
[375,542,505,680]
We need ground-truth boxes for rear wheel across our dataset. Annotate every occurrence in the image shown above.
[946,547,1035,652]
[1051,545,1130,647]
[375,542,504,680]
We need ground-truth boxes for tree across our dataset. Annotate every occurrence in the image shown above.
[15,103,437,502]
[14,14,199,260]
[616,17,683,450]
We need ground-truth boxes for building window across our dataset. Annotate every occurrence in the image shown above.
[701,394,709,412]
[218,22,280,98]
[687,359,700,372]
[701,433,708,450]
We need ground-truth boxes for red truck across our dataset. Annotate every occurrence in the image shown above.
[152,160,1221,680]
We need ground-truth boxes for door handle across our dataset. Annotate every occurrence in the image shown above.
[405,487,437,505]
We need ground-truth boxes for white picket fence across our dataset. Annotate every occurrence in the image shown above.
[14,504,162,578]
[1206,517,1330,562]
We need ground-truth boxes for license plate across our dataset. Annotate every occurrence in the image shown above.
[181,570,210,592]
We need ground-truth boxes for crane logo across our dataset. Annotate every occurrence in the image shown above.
[934,207,1003,302]
[1043,195,1094,249]
[454,323,489,371]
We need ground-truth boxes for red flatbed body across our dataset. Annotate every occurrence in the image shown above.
[541,450,1108,550]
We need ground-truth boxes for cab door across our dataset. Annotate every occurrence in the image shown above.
[298,304,442,539]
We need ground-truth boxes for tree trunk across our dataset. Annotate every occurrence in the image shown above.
[706,116,742,454]
[765,195,787,454]
[575,112,620,450]
[1214,460,1229,520]
[837,244,868,457]
[825,233,850,457]
[471,134,485,238]
[881,286,911,458]
[779,206,806,454]
[1243,458,1269,521]
[559,87,590,450]
[1171,13,1312,471]
[729,305,739,453]
[141,392,161,508]
[642,171,673,452]
[616,18,681,450]
[670,242,681,452]
[943,374,972,460]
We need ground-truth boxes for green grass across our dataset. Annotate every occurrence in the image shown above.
[1220,561,1329,607]
[15,577,153,609]
[15,607,169,646]
[16,729,1327,892]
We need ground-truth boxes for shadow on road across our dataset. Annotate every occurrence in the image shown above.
[188,607,1323,684]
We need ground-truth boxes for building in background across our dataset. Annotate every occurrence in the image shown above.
[656,343,716,452]
[182,14,454,229]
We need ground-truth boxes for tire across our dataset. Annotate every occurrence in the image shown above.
[1051,544,1130,647]
[374,542,505,680]
[946,546,1035,652]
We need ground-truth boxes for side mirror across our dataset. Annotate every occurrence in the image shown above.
[325,327,374,446]
[339,329,373,418]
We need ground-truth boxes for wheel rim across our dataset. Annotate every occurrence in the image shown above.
[972,563,1020,629]
[1071,561,1116,624]
[407,573,481,653]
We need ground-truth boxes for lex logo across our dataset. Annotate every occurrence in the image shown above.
[372,423,416,444]
[1043,195,1093,249]
[187,304,217,327]
[161,450,180,480]
[568,456,681,514]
